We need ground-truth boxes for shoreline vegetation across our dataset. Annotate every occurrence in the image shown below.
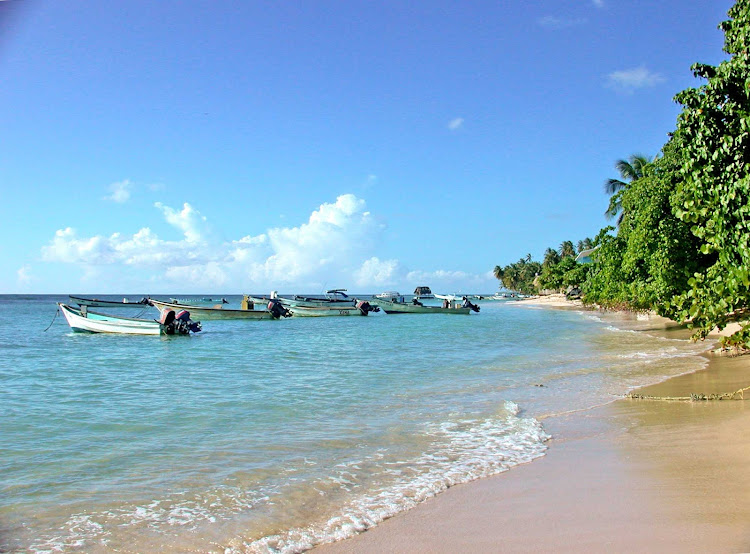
[316,296,750,553]
[493,0,750,351]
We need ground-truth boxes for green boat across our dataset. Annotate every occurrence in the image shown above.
[373,298,473,315]
[148,298,281,320]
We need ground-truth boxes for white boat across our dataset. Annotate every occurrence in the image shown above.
[58,303,201,335]
[375,290,401,299]
[279,289,355,308]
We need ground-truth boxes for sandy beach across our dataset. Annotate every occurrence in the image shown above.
[317,299,750,553]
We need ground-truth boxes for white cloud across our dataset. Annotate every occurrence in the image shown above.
[355,257,403,287]
[39,193,494,293]
[538,16,586,29]
[592,0,604,7]
[104,179,132,203]
[154,202,211,244]
[448,117,464,130]
[606,65,665,92]
[17,265,32,285]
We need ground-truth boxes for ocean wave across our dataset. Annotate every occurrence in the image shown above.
[235,401,549,553]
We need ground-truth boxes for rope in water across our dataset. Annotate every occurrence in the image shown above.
[43,307,59,332]
[626,384,750,402]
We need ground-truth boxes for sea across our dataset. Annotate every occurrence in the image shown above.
[0,294,711,553]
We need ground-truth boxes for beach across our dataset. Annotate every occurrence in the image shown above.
[2,295,740,552]
[318,298,750,553]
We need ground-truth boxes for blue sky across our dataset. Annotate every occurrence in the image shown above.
[0,0,733,294]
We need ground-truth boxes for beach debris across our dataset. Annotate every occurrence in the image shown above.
[626,384,750,402]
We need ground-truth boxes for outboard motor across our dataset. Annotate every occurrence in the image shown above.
[356,301,380,315]
[267,299,292,319]
[160,308,202,334]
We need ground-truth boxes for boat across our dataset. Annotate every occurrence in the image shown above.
[169,297,228,305]
[289,301,379,317]
[373,298,473,315]
[284,289,356,308]
[247,290,356,309]
[58,303,201,335]
[413,286,435,299]
[375,290,401,299]
[147,298,286,320]
[69,295,151,308]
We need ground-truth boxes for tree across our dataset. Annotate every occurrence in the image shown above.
[665,0,750,343]
[543,247,561,268]
[604,154,653,224]
[577,238,593,253]
[492,256,542,295]
[559,240,576,258]
[583,148,706,312]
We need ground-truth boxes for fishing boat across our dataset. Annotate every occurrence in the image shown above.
[169,297,228,305]
[69,295,151,308]
[147,298,284,320]
[58,303,201,335]
[286,289,356,307]
[246,290,355,309]
[373,298,473,315]
[289,301,379,317]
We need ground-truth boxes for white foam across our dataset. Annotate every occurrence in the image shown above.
[235,401,549,553]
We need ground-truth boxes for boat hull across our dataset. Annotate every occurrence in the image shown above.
[69,295,150,309]
[289,306,367,317]
[59,303,163,334]
[148,299,275,320]
[373,299,472,314]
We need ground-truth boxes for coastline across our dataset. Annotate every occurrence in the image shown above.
[317,297,750,553]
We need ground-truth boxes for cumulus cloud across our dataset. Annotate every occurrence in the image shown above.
[355,257,403,287]
[155,202,210,243]
[606,65,665,92]
[448,117,464,130]
[104,179,132,203]
[40,193,495,293]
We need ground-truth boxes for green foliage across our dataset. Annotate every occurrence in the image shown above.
[559,240,576,258]
[538,256,578,290]
[493,256,542,295]
[664,0,750,340]
[583,151,706,312]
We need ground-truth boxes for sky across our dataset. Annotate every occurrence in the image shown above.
[0,0,734,294]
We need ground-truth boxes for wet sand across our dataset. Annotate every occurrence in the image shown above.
[317,307,750,553]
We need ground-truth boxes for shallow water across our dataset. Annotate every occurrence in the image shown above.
[0,295,709,552]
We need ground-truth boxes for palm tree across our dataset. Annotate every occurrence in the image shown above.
[604,154,652,224]
[577,238,593,253]
[543,247,560,268]
[559,240,576,258]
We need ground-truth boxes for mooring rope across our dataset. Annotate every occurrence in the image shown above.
[626,384,750,402]
[43,307,59,332]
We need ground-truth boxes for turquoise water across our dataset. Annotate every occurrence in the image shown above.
[0,295,709,553]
